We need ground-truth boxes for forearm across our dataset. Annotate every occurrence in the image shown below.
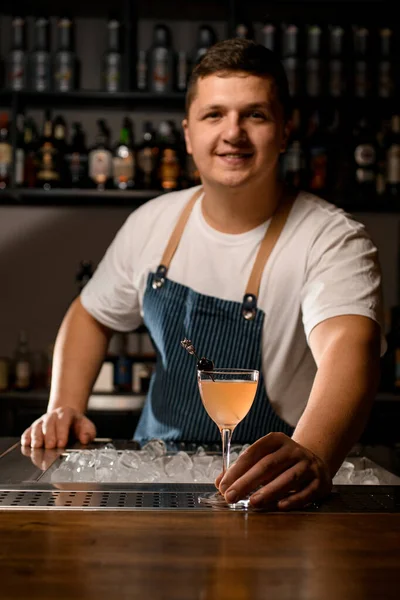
[292,334,381,477]
[48,297,113,414]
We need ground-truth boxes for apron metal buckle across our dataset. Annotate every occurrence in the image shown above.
[152,264,168,290]
[241,294,257,321]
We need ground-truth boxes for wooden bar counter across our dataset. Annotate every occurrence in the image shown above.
[1,509,400,600]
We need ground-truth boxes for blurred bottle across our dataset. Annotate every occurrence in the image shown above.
[88,119,113,190]
[0,113,12,190]
[113,117,135,190]
[306,24,324,98]
[54,17,79,92]
[352,116,377,198]
[234,23,253,40]
[114,333,132,393]
[65,122,89,188]
[386,115,400,199]
[157,120,181,190]
[304,110,329,194]
[30,17,51,92]
[192,25,217,65]
[148,24,175,94]
[282,108,305,190]
[14,113,25,188]
[23,117,39,188]
[14,330,32,391]
[176,51,189,92]
[353,25,370,98]
[0,357,10,392]
[328,25,347,98]
[136,121,159,189]
[36,110,60,190]
[136,49,147,91]
[375,118,390,198]
[6,16,27,91]
[282,24,300,97]
[76,259,94,294]
[103,17,122,92]
[53,115,68,186]
[378,27,394,99]
[261,21,278,54]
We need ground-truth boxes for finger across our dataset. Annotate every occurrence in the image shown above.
[74,415,97,445]
[20,444,32,457]
[249,461,311,508]
[29,448,47,470]
[42,414,58,449]
[54,410,74,448]
[276,479,321,511]
[219,432,290,491]
[220,444,296,498]
[21,427,32,447]
[214,472,224,488]
[30,420,45,448]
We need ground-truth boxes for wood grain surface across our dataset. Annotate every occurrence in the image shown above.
[1,511,400,600]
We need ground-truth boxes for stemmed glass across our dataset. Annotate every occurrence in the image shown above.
[197,368,259,509]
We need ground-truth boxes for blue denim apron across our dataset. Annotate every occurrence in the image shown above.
[134,188,295,444]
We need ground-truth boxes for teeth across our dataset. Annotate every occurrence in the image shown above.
[222,154,248,158]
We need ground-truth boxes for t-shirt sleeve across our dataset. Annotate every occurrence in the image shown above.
[80,212,142,332]
[301,214,386,353]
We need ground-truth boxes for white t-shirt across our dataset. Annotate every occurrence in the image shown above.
[81,186,384,427]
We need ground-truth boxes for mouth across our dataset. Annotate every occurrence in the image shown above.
[215,152,254,165]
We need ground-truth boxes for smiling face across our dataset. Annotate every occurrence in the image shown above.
[183,72,289,191]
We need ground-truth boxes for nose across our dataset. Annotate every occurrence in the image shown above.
[222,113,247,145]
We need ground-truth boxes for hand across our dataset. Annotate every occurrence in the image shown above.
[20,407,96,449]
[216,432,332,511]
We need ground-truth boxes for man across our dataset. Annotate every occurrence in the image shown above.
[21,39,383,511]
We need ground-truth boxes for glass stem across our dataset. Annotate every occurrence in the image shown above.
[221,428,232,476]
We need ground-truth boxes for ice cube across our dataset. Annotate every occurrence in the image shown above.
[141,439,167,460]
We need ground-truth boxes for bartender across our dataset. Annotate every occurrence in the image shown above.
[21,39,383,510]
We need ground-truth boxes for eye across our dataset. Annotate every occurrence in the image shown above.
[247,111,268,120]
[204,111,221,120]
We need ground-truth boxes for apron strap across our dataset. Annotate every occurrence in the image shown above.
[152,187,204,289]
[242,191,295,320]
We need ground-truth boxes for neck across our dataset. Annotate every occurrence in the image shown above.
[201,179,285,234]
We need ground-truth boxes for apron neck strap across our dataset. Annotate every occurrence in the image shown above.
[159,187,204,269]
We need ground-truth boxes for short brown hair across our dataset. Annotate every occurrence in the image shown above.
[185,38,291,120]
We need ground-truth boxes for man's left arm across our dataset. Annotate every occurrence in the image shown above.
[217,314,381,510]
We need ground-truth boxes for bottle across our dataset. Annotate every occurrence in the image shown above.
[328,25,347,98]
[234,23,253,40]
[282,24,300,97]
[36,111,60,190]
[14,330,32,391]
[304,110,329,194]
[306,25,324,98]
[176,51,189,92]
[353,25,370,98]
[113,118,135,190]
[0,113,12,190]
[157,120,181,190]
[375,119,390,198]
[282,108,305,190]
[65,122,89,188]
[377,27,394,99]
[53,115,68,185]
[53,17,79,92]
[15,113,25,188]
[76,260,94,293]
[6,16,27,91]
[103,17,122,93]
[136,50,147,91]
[386,115,400,199]
[136,121,159,189]
[192,25,217,65]
[23,117,39,188]
[352,116,377,198]
[88,119,113,190]
[148,24,175,94]
[114,333,132,393]
[30,17,52,92]
[261,22,278,54]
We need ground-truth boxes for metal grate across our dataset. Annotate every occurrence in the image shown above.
[0,486,399,512]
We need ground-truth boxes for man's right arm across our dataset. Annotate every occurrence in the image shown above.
[21,297,114,449]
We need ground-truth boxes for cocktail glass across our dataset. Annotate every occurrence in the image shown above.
[197,368,259,509]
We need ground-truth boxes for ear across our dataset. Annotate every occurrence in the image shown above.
[182,118,193,155]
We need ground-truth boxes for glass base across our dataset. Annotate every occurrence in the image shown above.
[198,491,251,511]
